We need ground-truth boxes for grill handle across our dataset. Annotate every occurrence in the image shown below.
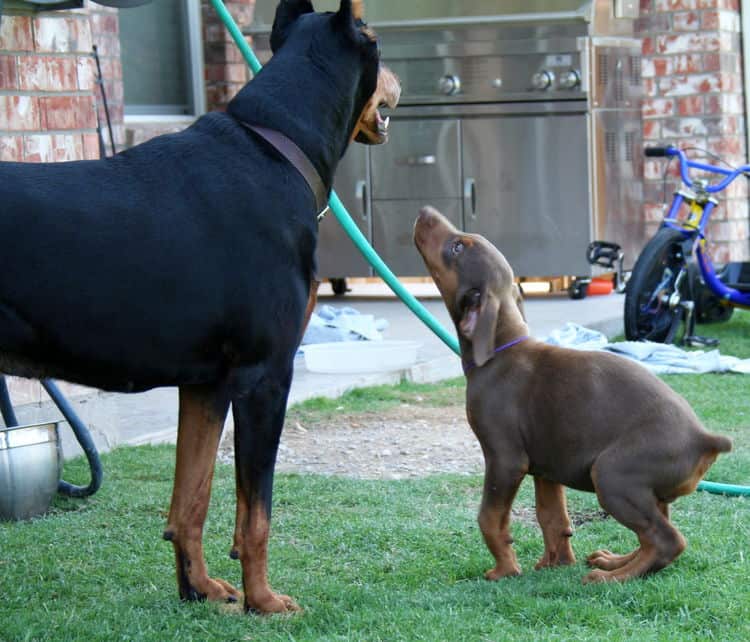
[396,154,436,166]
[355,179,368,219]
[464,178,477,217]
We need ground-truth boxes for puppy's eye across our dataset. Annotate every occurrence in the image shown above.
[452,240,465,256]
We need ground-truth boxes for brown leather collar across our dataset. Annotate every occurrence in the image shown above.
[242,122,329,218]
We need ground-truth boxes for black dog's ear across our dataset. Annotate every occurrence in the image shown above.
[333,0,358,34]
[459,290,500,367]
[270,0,314,52]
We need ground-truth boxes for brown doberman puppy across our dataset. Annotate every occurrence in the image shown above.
[413,206,732,583]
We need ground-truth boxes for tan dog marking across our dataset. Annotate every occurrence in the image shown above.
[351,66,401,145]
[165,386,240,603]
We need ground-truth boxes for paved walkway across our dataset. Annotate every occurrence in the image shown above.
[10,286,624,459]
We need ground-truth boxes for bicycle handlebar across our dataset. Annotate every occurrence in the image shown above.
[644,146,671,157]
[643,145,750,193]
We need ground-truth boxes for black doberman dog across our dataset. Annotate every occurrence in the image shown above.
[0,0,399,614]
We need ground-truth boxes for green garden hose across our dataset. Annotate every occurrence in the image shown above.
[210,0,748,498]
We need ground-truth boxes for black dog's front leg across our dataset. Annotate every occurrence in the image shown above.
[231,365,301,614]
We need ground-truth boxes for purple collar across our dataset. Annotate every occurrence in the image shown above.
[462,335,530,375]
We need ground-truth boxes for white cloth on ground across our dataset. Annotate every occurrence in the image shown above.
[301,305,389,346]
[544,322,750,375]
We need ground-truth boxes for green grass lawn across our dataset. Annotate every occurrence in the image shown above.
[2,313,750,641]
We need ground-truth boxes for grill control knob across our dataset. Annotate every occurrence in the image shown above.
[531,70,554,91]
[559,69,581,90]
[438,74,461,96]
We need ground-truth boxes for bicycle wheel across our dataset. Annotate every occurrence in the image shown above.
[624,227,690,343]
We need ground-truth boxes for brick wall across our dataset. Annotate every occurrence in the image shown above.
[202,0,255,112]
[0,9,99,163]
[638,0,749,263]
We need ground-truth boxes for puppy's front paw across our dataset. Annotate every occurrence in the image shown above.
[484,564,521,581]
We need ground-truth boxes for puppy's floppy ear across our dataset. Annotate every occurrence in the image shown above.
[459,291,500,367]
[271,0,314,52]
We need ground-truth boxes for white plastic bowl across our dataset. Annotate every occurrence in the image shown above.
[303,340,421,374]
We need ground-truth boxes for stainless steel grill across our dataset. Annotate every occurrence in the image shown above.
[248,0,645,280]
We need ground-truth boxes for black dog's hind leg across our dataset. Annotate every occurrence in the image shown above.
[164,383,240,603]
[231,365,301,614]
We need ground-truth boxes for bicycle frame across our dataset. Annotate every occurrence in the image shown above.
[656,147,750,308]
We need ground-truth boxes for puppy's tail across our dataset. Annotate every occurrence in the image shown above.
[706,433,733,454]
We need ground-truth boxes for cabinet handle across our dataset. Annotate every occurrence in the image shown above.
[355,180,368,219]
[464,178,477,217]
[396,154,436,166]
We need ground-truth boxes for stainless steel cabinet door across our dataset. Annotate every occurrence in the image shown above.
[462,113,591,276]
[372,199,462,276]
[316,144,371,278]
[370,119,461,200]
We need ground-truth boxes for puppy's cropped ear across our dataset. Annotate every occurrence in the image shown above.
[271,0,314,52]
[459,291,500,368]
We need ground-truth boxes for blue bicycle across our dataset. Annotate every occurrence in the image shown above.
[624,146,750,344]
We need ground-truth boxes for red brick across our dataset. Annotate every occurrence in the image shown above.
[702,53,721,71]
[657,33,721,55]
[22,133,83,162]
[39,96,76,130]
[673,54,702,73]
[0,95,41,131]
[90,14,118,37]
[673,11,700,30]
[76,96,97,130]
[645,159,669,180]
[77,55,97,91]
[0,16,34,52]
[25,134,83,163]
[640,78,656,98]
[33,17,93,54]
[677,95,704,115]
[18,55,78,91]
[655,0,697,9]
[0,55,18,90]
[0,135,23,161]
[82,133,101,160]
[643,119,662,139]
[643,97,675,117]
[701,9,720,29]
[662,72,731,95]
[653,58,673,76]
[707,136,744,157]
[39,95,96,131]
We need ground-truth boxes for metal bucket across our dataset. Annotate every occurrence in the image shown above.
[0,422,61,521]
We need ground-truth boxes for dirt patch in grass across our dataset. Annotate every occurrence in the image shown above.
[219,405,483,479]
